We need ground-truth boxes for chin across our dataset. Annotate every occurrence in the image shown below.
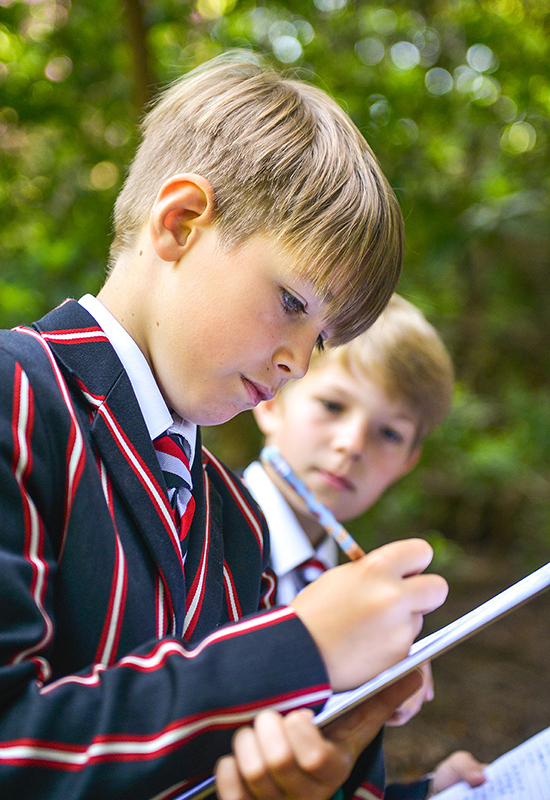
[324,501,354,522]
[194,404,241,427]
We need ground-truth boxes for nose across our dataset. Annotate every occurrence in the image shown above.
[334,417,369,460]
[273,334,315,380]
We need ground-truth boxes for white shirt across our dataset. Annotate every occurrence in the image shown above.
[243,461,337,605]
[78,294,197,466]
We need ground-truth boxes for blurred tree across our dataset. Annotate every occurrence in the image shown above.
[1,0,549,561]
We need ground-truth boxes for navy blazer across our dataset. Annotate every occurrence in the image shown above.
[0,300,333,799]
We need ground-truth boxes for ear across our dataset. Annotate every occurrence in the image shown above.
[252,398,285,438]
[149,173,216,262]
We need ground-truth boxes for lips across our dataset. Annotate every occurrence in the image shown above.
[241,376,275,406]
[316,469,355,492]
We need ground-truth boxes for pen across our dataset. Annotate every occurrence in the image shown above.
[260,445,365,561]
[174,776,217,800]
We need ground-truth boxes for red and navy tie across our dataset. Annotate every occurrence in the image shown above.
[154,432,195,550]
[295,557,328,590]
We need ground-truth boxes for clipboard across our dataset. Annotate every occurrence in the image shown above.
[174,560,550,799]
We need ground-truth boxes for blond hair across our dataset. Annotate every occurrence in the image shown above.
[111,52,404,345]
[286,294,454,445]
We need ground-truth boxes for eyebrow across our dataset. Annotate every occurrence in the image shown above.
[389,412,419,427]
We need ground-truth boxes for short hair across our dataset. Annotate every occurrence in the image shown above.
[111,52,404,345]
[283,294,454,446]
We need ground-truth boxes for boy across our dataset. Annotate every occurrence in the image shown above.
[245,294,454,605]
[242,294,485,797]
[0,55,448,800]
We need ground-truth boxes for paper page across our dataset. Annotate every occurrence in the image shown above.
[315,561,550,727]
[435,726,550,799]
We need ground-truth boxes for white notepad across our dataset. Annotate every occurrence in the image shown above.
[436,725,550,799]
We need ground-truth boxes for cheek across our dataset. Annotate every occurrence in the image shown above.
[272,419,318,465]
[365,461,407,500]
[285,416,326,452]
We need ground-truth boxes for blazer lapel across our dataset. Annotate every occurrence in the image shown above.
[181,430,225,645]
[33,300,188,634]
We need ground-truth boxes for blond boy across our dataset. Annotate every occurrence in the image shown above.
[0,55,448,800]
[248,293,454,600]
[243,294,485,797]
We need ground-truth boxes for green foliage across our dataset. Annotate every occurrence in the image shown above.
[0,0,136,323]
[1,0,549,559]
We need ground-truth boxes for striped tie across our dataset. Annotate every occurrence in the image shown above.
[154,432,196,547]
[295,557,328,591]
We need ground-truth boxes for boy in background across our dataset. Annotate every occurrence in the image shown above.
[243,294,486,797]
[0,55,448,800]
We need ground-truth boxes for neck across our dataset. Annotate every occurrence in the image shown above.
[292,505,328,548]
[97,247,153,364]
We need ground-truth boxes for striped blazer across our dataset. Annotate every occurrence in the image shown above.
[0,300,333,800]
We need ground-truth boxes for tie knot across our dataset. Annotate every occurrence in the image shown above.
[154,432,192,492]
[296,557,328,587]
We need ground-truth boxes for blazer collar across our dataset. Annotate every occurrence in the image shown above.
[33,300,189,632]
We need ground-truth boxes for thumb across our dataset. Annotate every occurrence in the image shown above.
[323,670,423,760]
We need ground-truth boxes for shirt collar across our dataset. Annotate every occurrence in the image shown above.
[78,294,197,465]
[243,461,337,577]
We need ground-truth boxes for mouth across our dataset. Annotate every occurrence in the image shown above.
[240,376,275,406]
[316,469,355,492]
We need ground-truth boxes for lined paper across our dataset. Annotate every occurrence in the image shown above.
[436,725,550,799]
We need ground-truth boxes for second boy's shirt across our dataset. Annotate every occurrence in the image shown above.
[243,460,337,604]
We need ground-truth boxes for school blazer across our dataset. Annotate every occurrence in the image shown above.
[0,300,333,800]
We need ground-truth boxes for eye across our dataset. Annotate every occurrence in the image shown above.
[320,398,343,414]
[381,426,403,444]
[281,288,306,316]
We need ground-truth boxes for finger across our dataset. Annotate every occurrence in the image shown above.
[369,670,424,721]
[431,750,487,793]
[385,704,416,727]
[215,754,255,800]
[324,671,423,759]
[402,572,449,614]
[368,539,435,578]
[282,710,350,787]
[253,710,331,798]
[421,662,434,701]
[422,672,435,703]
[451,751,488,787]
[231,722,281,799]
[385,682,426,727]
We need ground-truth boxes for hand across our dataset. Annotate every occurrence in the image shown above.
[428,750,487,796]
[290,539,448,691]
[215,671,423,800]
[386,662,434,727]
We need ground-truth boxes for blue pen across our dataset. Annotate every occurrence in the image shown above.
[260,445,365,561]
[173,776,217,800]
